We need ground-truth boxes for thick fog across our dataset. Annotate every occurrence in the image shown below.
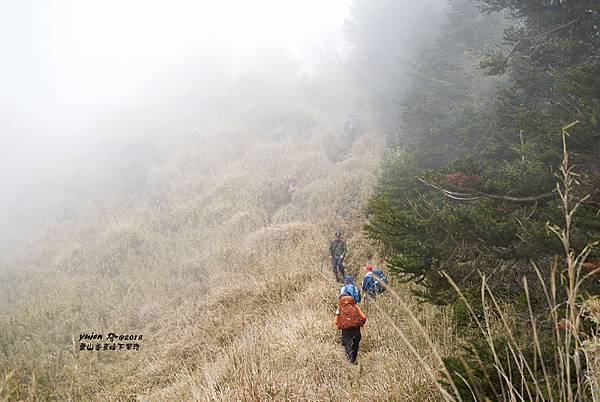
[0,0,354,239]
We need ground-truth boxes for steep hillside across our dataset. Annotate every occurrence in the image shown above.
[0,83,454,401]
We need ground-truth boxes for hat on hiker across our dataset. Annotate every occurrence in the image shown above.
[364,264,373,272]
[335,231,341,237]
[344,275,354,285]
[339,291,352,299]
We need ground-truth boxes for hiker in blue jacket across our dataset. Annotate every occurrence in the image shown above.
[362,264,389,300]
[340,275,361,304]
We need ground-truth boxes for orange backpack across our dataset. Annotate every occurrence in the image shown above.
[337,297,364,330]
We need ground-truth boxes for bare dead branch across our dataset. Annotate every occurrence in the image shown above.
[418,177,556,203]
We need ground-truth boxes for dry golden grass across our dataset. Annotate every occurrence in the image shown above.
[0,96,456,401]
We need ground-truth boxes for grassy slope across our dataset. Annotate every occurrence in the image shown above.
[0,87,455,401]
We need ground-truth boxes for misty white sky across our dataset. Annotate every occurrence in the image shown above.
[0,0,351,215]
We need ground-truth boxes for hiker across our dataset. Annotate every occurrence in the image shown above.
[334,292,367,364]
[362,264,389,300]
[339,275,361,304]
[345,114,359,140]
[329,231,347,282]
[287,174,298,193]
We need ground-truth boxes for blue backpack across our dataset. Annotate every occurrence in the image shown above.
[371,269,388,294]
[341,284,361,304]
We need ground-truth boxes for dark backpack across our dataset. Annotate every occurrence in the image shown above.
[372,269,388,294]
[337,298,364,329]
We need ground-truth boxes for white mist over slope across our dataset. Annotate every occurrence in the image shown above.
[0,0,351,234]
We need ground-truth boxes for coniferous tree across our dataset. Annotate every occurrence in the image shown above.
[360,0,600,396]
[345,0,446,135]
[364,0,600,306]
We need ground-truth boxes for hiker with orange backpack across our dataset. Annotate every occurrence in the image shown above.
[334,291,367,364]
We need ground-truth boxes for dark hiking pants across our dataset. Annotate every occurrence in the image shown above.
[341,328,361,363]
[332,256,346,279]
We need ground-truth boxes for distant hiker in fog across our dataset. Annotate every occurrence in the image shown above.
[287,174,299,193]
[329,231,347,282]
[345,114,359,140]
[340,275,361,304]
[362,264,389,300]
[334,292,367,364]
